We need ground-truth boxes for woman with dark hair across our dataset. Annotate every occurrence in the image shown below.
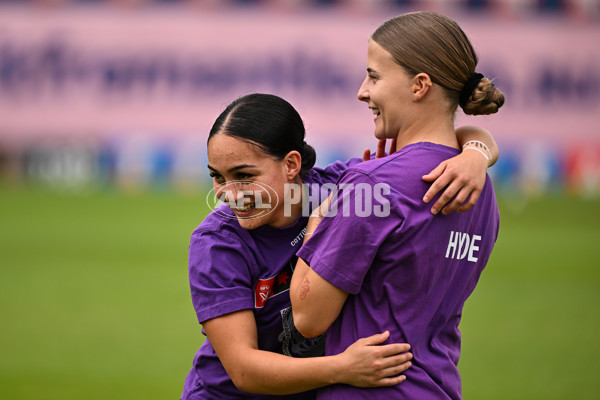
[290,11,504,400]
[182,92,498,399]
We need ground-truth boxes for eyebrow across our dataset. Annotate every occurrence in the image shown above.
[367,68,378,74]
[207,164,258,173]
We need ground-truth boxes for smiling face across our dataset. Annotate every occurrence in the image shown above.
[356,40,416,140]
[207,133,299,230]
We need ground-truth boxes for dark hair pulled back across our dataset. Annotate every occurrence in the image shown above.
[208,93,316,177]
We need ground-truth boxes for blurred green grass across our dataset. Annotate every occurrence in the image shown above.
[1,186,599,399]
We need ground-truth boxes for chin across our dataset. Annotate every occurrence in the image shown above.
[235,210,278,230]
[236,216,265,230]
[374,130,388,140]
[373,125,386,140]
[375,128,396,141]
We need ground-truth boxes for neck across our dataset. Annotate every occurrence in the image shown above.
[268,179,305,228]
[395,86,460,150]
[394,112,459,150]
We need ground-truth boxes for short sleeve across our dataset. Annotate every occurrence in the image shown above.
[296,170,402,294]
[308,158,362,185]
[188,228,256,324]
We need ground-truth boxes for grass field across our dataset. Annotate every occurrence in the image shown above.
[1,185,599,399]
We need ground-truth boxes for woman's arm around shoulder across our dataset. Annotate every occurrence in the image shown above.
[422,125,499,215]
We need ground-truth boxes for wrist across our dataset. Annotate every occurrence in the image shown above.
[463,140,492,167]
[302,232,313,244]
[324,354,345,385]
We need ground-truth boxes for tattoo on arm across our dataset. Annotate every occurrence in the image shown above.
[299,277,310,300]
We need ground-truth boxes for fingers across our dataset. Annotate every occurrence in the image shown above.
[375,374,407,387]
[375,139,387,159]
[366,139,397,161]
[389,138,397,155]
[432,179,477,215]
[379,351,413,369]
[344,333,413,388]
[456,188,481,213]
[381,355,413,376]
[424,148,488,214]
[422,158,486,214]
[359,332,412,355]
[432,176,484,215]
[377,342,411,357]
[360,330,390,346]
[435,180,464,215]
[422,161,447,183]
[422,163,450,204]
[370,352,413,387]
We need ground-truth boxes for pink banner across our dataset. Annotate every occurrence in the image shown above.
[0,7,599,154]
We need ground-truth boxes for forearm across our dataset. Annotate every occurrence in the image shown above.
[205,299,410,395]
[455,125,499,166]
[232,347,341,394]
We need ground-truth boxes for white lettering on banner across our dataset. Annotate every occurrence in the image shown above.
[445,231,481,262]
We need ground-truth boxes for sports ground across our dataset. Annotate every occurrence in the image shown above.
[1,186,598,399]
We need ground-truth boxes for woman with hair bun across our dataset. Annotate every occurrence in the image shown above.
[182,90,499,399]
[291,11,504,400]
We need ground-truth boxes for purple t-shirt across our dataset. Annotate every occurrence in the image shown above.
[181,159,361,400]
[297,142,500,400]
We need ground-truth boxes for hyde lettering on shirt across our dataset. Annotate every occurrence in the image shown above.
[445,230,481,262]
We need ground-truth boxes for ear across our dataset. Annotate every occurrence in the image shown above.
[284,150,302,181]
[411,73,433,101]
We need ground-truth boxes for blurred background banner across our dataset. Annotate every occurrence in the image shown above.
[0,1,599,192]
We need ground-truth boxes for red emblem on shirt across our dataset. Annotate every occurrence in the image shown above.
[277,271,290,285]
[254,259,295,308]
[255,277,276,308]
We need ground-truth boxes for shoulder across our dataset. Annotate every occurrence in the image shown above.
[343,142,459,181]
[305,157,363,185]
[356,142,457,170]
[190,206,249,245]
[188,208,257,280]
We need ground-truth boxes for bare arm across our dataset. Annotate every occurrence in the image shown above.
[456,125,499,166]
[290,255,348,339]
[203,310,412,395]
[290,198,350,339]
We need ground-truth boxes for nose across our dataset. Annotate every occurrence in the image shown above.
[216,184,240,204]
[217,183,255,206]
[215,185,231,203]
[357,76,369,102]
[356,78,369,101]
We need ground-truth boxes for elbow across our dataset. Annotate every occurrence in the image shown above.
[228,369,257,394]
[292,309,327,339]
[223,359,259,394]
